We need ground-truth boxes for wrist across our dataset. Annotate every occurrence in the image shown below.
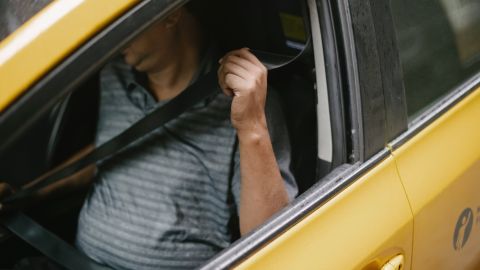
[236,124,270,145]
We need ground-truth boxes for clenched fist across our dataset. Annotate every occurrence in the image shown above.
[218,48,268,136]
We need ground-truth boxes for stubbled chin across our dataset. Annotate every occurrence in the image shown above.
[123,54,134,65]
[124,55,148,72]
[133,62,148,72]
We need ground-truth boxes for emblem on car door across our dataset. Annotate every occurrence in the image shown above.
[453,208,474,251]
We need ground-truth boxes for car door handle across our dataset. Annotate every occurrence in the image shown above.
[381,254,404,270]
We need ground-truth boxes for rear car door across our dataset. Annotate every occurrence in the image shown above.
[388,0,480,269]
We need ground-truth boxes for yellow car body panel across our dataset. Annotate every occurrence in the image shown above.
[0,0,138,111]
[391,87,480,269]
[235,157,413,270]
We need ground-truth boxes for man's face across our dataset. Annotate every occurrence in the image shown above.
[121,20,173,73]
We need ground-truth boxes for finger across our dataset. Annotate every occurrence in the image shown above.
[223,49,267,81]
[217,65,234,97]
[222,55,259,75]
[224,73,245,96]
[235,48,266,70]
[221,62,251,81]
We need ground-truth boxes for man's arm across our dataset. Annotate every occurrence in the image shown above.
[0,144,96,213]
[218,48,290,235]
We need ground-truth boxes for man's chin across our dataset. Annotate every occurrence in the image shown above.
[125,58,148,72]
[132,64,148,72]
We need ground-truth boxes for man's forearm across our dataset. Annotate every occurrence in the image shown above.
[23,144,95,204]
[32,164,95,203]
[217,48,290,235]
[238,126,289,235]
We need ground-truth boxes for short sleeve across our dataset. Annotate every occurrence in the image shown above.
[231,88,298,212]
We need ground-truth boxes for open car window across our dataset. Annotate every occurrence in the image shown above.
[0,0,324,268]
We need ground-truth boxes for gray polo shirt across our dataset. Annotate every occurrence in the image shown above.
[75,57,297,270]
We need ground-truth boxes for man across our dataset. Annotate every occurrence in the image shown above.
[0,4,297,270]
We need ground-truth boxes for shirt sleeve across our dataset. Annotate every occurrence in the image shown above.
[231,88,298,213]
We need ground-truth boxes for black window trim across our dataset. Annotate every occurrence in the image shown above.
[367,1,408,143]
[344,0,390,161]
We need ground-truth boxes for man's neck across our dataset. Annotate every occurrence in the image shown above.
[146,34,203,101]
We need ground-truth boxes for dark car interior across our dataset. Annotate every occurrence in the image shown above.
[0,0,318,267]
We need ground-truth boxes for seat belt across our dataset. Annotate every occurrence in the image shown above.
[0,41,311,270]
[3,212,112,270]
[3,70,219,204]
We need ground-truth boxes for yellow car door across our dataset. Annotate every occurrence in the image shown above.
[388,0,480,269]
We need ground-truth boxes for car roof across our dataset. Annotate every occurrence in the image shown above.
[0,0,140,112]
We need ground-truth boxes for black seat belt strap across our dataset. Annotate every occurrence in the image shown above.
[3,213,111,270]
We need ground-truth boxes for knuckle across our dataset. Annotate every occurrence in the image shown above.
[252,72,262,83]
[246,80,256,92]
[225,53,235,62]
[251,66,261,76]
[225,74,235,86]
[224,62,233,70]
[256,64,267,74]
[261,65,268,74]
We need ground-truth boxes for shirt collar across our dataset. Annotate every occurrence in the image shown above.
[120,42,219,113]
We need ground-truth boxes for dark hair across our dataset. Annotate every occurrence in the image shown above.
[184,0,224,31]
[185,0,206,26]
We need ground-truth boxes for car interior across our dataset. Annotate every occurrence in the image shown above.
[0,0,321,267]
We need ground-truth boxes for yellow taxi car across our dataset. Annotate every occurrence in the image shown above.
[1,0,480,269]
